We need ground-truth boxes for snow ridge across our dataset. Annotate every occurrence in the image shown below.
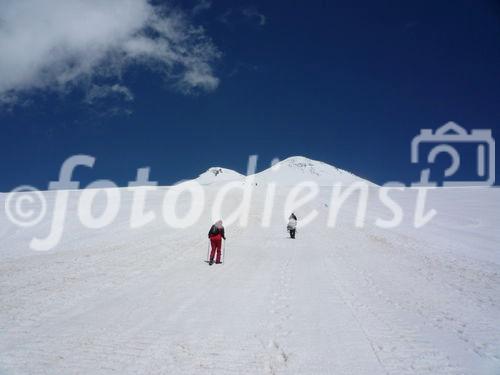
[197,156,376,187]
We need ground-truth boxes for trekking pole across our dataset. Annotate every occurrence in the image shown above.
[222,240,227,264]
[206,240,211,262]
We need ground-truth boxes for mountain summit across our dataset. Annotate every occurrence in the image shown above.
[250,156,376,186]
[196,167,245,185]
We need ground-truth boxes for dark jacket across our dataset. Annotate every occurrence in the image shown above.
[208,225,226,240]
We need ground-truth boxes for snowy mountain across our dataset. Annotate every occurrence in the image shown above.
[195,167,244,185]
[195,156,376,187]
[0,159,499,374]
[249,156,377,186]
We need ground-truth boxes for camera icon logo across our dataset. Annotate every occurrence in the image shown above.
[411,122,495,186]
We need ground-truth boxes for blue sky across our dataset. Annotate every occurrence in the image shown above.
[1,0,499,191]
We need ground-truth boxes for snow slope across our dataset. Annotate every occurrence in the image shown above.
[0,162,499,374]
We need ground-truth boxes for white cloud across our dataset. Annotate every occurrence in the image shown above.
[242,7,266,26]
[192,0,212,15]
[84,84,134,104]
[218,7,266,27]
[0,0,220,104]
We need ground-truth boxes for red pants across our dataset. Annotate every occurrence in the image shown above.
[210,238,222,263]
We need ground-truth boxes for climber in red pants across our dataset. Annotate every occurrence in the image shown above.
[208,220,226,265]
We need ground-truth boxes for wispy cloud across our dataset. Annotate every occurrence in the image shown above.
[84,84,134,104]
[192,0,212,15]
[218,6,266,27]
[242,6,267,26]
[218,9,233,25]
[0,0,221,106]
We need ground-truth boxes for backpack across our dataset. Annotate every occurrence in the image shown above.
[209,225,219,236]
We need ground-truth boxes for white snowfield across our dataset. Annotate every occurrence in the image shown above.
[0,157,499,374]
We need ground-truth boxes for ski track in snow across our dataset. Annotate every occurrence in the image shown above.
[0,186,499,374]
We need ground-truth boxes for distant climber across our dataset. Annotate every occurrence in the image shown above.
[208,220,226,265]
[287,213,297,239]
